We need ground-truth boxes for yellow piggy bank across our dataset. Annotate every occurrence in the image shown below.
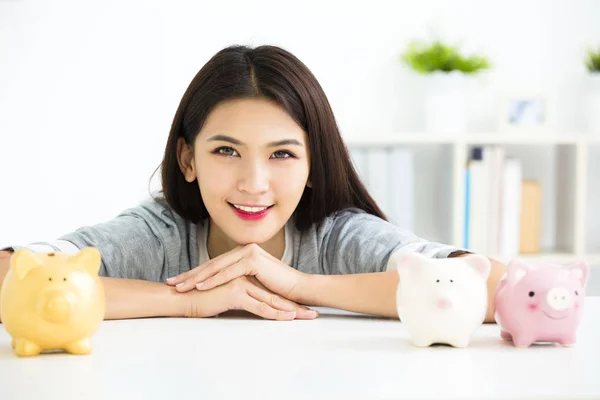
[0,247,105,356]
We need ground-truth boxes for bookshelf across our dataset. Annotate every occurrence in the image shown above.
[344,132,600,267]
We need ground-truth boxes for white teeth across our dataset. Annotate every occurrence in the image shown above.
[233,204,269,213]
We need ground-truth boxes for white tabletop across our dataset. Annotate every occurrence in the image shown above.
[1,297,599,400]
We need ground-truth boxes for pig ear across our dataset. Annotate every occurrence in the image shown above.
[393,251,428,277]
[462,254,491,280]
[506,259,533,285]
[68,247,102,276]
[10,249,43,281]
[565,262,590,288]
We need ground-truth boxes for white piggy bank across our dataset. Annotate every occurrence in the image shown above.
[394,252,491,348]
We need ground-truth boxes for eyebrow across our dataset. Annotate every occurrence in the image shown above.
[207,134,303,148]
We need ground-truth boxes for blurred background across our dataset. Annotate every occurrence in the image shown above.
[0,0,599,290]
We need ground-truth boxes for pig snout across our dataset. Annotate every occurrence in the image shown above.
[546,287,572,311]
[436,297,452,310]
[37,290,76,323]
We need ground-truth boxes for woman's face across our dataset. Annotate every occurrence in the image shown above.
[184,97,311,245]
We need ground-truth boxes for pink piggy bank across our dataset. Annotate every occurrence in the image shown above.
[494,259,589,347]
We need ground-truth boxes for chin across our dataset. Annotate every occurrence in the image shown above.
[231,233,274,245]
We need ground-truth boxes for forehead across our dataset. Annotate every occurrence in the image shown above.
[199,98,306,142]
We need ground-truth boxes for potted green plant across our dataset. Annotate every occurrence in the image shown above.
[401,39,491,135]
[584,45,600,134]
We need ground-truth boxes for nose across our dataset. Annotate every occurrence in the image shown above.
[436,297,452,310]
[38,291,75,323]
[546,287,572,311]
[237,161,269,194]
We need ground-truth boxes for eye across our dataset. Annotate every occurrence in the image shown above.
[63,277,67,282]
[48,277,52,281]
[436,279,440,283]
[529,291,535,297]
[575,290,579,296]
[214,147,238,157]
[271,150,294,159]
[450,280,454,283]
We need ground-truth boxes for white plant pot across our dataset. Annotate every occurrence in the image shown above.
[423,72,470,135]
[587,73,600,134]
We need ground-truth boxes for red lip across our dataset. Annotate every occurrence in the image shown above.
[229,203,272,221]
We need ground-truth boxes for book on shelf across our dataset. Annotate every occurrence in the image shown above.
[519,180,542,254]
[349,147,414,231]
[463,145,541,260]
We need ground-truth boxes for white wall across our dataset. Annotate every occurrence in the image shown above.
[1,0,599,248]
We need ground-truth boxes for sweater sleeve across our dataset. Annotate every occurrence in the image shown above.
[2,199,198,282]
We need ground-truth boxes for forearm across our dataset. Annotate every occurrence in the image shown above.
[298,271,400,318]
[296,256,508,322]
[100,277,186,320]
[483,257,507,323]
[0,251,185,322]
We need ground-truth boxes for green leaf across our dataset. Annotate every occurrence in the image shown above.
[584,46,600,72]
[400,39,491,74]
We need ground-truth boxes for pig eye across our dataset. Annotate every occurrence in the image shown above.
[48,277,52,282]
[436,279,440,283]
[450,280,454,283]
[529,291,535,297]
[575,290,579,296]
[63,277,67,282]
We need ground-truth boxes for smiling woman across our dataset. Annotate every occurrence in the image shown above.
[177,97,312,252]
[0,44,506,324]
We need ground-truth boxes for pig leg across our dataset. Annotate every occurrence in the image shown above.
[511,334,536,348]
[558,334,577,347]
[14,338,42,357]
[412,337,434,347]
[500,330,513,341]
[65,338,92,355]
[449,338,470,348]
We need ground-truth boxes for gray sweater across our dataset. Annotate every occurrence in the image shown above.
[4,198,462,282]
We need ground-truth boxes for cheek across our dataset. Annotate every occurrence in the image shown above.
[198,164,230,192]
[272,162,309,191]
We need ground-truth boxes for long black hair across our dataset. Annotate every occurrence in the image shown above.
[154,44,386,231]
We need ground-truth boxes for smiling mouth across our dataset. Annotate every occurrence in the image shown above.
[228,202,274,211]
[543,311,568,320]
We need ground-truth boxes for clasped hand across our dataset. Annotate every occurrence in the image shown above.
[166,243,317,320]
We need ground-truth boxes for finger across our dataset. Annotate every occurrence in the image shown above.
[243,294,296,321]
[176,258,245,293]
[246,284,319,320]
[195,262,248,291]
[247,276,317,317]
[184,248,250,289]
[167,246,244,286]
[166,261,212,286]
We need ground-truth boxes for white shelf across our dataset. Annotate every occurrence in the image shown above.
[492,252,600,266]
[343,132,600,146]
[346,132,599,264]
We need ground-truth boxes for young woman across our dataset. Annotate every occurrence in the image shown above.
[0,44,507,323]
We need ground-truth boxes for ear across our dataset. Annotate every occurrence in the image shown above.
[394,251,428,277]
[10,249,43,280]
[506,259,533,285]
[68,247,102,276]
[565,261,590,288]
[462,254,491,280]
[176,137,196,183]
